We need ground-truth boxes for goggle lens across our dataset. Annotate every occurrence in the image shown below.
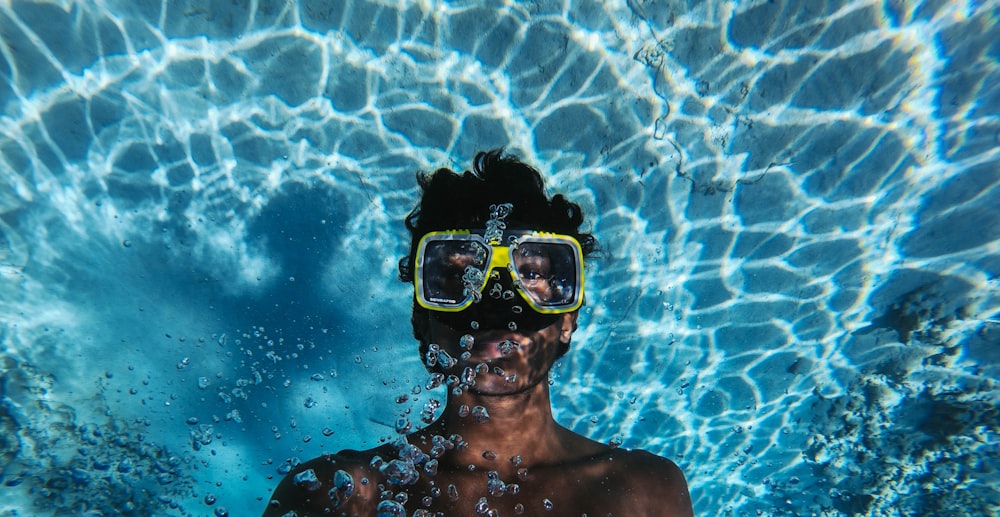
[511,241,579,308]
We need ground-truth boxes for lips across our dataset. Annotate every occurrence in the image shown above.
[465,330,529,360]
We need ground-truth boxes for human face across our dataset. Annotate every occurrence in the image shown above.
[424,311,578,396]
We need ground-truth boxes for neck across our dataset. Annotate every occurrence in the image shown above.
[420,380,568,473]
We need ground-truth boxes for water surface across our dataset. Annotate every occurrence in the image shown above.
[1,1,998,515]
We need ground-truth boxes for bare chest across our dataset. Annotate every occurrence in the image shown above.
[365,465,631,517]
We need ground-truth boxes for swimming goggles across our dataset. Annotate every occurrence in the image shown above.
[414,230,585,314]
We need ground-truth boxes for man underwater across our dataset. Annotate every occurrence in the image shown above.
[264,150,693,516]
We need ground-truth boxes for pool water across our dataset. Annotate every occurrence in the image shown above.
[1,1,998,515]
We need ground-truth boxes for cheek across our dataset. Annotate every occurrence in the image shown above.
[425,318,468,358]
[526,327,563,362]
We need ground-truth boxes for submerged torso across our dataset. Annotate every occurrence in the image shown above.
[266,441,687,517]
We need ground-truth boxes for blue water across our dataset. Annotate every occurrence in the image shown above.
[1,1,998,515]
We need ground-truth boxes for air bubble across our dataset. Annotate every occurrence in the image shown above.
[438,350,457,369]
[293,469,321,491]
[329,469,355,508]
[425,344,440,367]
[420,400,441,424]
[425,373,445,390]
[376,500,406,516]
[497,340,517,355]
[399,443,425,464]
[463,267,486,298]
[462,366,477,385]
[487,470,505,496]
[380,459,419,486]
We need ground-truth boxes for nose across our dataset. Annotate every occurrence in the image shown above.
[483,268,518,303]
[429,266,559,334]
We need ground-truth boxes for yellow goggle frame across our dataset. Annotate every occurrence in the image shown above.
[414,230,584,314]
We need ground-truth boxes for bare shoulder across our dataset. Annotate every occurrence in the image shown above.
[606,447,685,479]
[261,447,388,517]
[604,447,693,516]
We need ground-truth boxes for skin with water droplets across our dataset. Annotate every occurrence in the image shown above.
[263,311,692,516]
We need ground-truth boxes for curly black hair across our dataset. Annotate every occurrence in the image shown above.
[398,149,598,356]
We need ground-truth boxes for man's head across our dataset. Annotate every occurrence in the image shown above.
[399,149,598,361]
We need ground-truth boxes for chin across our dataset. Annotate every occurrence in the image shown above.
[466,376,533,396]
